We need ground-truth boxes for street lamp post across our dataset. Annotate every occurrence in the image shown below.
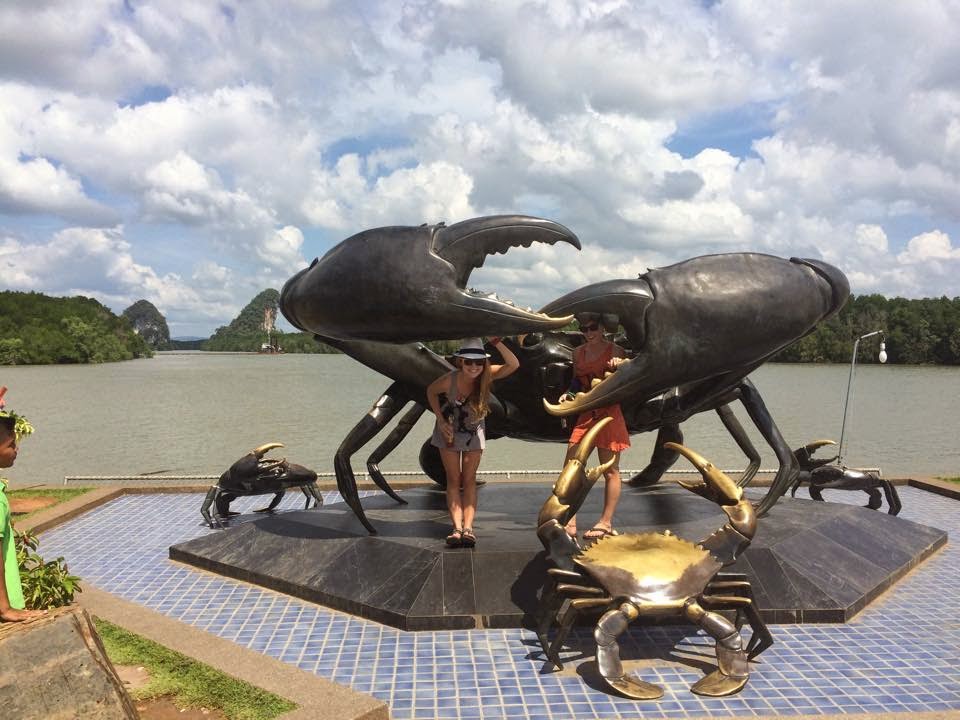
[837,330,887,465]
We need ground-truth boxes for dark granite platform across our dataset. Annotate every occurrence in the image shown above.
[169,483,947,630]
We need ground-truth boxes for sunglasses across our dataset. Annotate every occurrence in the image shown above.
[461,358,486,366]
[579,323,600,332]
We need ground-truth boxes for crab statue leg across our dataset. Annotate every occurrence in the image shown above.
[683,599,749,696]
[716,404,762,488]
[862,485,884,510]
[334,383,411,534]
[255,492,285,514]
[735,379,799,516]
[201,486,221,528]
[666,442,760,695]
[538,580,611,670]
[627,422,683,487]
[881,479,902,516]
[701,578,774,659]
[535,571,577,657]
[366,404,426,490]
[301,482,325,509]
[215,491,239,519]
[628,403,762,489]
[595,602,664,699]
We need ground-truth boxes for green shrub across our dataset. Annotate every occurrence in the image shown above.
[14,527,82,609]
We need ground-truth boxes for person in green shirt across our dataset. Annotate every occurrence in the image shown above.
[0,401,46,622]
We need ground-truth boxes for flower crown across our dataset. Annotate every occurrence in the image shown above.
[0,409,34,442]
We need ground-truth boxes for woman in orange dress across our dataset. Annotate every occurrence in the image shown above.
[564,313,630,541]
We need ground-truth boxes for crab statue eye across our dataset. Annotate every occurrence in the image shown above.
[522,333,543,348]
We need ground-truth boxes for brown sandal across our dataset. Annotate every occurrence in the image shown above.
[446,528,463,547]
[460,528,476,548]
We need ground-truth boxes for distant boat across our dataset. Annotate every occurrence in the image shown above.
[258,331,283,354]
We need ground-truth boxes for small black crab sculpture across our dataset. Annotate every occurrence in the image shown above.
[201,443,322,528]
[789,440,902,515]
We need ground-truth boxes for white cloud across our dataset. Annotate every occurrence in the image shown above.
[0,84,118,224]
[302,156,475,229]
[413,0,772,118]
[259,226,304,269]
[897,230,960,265]
[1,0,960,336]
[0,227,251,332]
[142,151,271,229]
[0,2,166,95]
[854,224,889,255]
[0,153,117,225]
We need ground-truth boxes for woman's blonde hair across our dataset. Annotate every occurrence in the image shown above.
[458,358,493,419]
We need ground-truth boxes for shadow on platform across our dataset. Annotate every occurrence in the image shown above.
[169,483,946,631]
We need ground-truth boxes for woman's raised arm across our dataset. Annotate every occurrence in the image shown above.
[489,338,519,380]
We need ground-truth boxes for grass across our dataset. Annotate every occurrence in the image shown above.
[941,476,960,484]
[95,618,296,720]
[8,487,94,519]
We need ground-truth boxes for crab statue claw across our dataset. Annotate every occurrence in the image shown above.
[201,443,323,528]
[537,417,617,561]
[280,215,580,343]
[669,442,757,552]
[791,439,839,473]
[535,432,772,700]
[539,254,850,518]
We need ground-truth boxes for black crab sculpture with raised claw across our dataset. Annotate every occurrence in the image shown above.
[201,443,322,528]
[535,418,773,699]
[789,440,902,515]
[280,214,850,533]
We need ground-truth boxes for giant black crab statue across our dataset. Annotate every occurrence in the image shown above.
[280,214,850,533]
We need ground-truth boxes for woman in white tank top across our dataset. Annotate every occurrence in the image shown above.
[426,337,518,548]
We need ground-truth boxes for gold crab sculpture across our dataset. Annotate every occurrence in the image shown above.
[536,417,772,699]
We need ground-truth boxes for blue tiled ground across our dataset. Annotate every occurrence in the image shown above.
[39,487,959,719]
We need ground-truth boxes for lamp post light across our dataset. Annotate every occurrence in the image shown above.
[837,330,887,465]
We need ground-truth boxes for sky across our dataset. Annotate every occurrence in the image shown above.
[1,1,959,338]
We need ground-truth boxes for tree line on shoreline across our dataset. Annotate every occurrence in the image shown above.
[172,290,960,366]
[1,289,959,365]
[772,294,960,365]
[0,291,152,364]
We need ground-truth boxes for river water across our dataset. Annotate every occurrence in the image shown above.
[1,353,957,484]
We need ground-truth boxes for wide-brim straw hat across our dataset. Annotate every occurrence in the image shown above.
[453,337,490,359]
